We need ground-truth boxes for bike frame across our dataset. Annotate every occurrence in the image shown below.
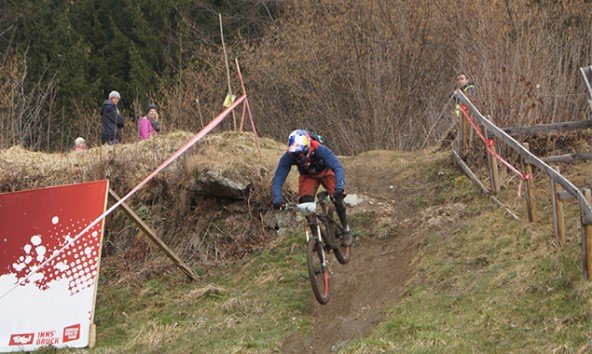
[296,203,328,269]
[299,198,344,231]
[284,191,351,304]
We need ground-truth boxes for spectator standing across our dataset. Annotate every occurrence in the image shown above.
[101,91,124,144]
[138,104,161,140]
[440,73,478,149]
[454,72,476,117]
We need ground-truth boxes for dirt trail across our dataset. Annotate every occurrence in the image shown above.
[282,229,420,353]
[281,152,439,353]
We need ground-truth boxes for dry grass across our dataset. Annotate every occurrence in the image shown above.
[0,129,293,206]
[0,130,195,194]
[0,130,304,278]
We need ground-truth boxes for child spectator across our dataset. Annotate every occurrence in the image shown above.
[138,104,161,140]
[74,137,87,151]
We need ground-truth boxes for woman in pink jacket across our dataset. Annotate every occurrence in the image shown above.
[138,104,161,140]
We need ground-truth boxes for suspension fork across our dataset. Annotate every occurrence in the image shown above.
[305,218,327,270]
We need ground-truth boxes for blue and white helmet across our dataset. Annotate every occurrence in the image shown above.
[287,129,311,157]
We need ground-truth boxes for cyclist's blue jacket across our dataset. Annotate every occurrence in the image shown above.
[272,140,345,201]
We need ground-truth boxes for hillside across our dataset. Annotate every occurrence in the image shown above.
[2,131,592,353]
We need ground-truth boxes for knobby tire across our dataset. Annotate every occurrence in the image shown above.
[306,239,330,305]
[334,242,352,265]
[325,206,352,264]
[322,206,341,249]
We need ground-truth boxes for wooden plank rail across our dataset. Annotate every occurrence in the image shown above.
[454,89,592,279]
[455,90,592,225]
[453,150,519,220]
[580,66,592,110]
[558,185,592,201]
[541,151,592,164]
[502,120,592,136]
[452,150,489,194]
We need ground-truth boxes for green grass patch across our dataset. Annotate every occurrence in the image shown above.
[72,232,312,354]
[342,197,592,353]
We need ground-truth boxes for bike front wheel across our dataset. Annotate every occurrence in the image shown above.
[306,239,330,305]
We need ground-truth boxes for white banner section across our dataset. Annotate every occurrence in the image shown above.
[0,180,108,352]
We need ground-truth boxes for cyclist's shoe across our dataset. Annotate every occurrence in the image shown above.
[342,229,352,246]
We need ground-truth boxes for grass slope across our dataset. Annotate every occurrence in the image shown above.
[348,207,591,353]
[49,146,591,354]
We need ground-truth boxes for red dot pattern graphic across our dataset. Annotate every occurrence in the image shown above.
[11,217,102,295]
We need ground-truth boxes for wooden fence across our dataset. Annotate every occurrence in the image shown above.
[453,90,592,279]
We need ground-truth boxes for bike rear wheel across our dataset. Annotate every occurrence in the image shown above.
[325,206,352,264]
[322,206,341,249]
[334,242,352,265]
[306,239,330,304]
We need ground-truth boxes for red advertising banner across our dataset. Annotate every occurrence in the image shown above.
[0,180,108,352]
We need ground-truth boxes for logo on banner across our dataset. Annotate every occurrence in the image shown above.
[35,330,59,345]
[9,333,35,346]
[62,324,80,343]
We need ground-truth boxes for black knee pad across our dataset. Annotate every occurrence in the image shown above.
[299,195,314,203]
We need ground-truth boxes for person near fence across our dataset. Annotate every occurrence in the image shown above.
[101,90,125,145]
[138,104,161,140]
[454,72,476,117]
[271,129,353,246]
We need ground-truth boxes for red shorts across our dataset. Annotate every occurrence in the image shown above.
[298,169,336,200]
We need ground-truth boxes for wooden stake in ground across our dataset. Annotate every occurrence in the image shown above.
[108,189,198,282]
[461,104,470,156]
[522,143,537,222]
[550,165,566,247]
[584,188,592,280]
[219,13,236,131]
[485,128,500,195]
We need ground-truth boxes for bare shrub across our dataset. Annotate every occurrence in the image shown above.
[0,49,59,150]
[3,0,591,154]
[237,0,592,154]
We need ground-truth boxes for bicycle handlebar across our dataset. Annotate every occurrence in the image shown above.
[278,191,332,214]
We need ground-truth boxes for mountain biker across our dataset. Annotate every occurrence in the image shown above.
[272,129,352,246]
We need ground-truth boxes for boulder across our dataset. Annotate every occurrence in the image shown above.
[188,170,252,199]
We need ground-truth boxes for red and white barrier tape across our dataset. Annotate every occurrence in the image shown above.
[459,104,533,197]
[1,94,248,300]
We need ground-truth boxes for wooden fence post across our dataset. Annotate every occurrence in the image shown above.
[461,104,470,155]
[584,188,592,280]
[485,128,500,195]
[550,165,566,247]
[521,143,537,222]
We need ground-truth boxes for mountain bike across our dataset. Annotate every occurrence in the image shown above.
[285,191,352,304]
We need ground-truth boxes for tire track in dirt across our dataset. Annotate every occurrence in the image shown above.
[281,230,420,353]
[281,152,432,353]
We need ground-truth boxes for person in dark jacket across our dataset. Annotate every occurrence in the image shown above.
[454,72,476,117]
[101,91,125,144]
[272,129,352,246]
